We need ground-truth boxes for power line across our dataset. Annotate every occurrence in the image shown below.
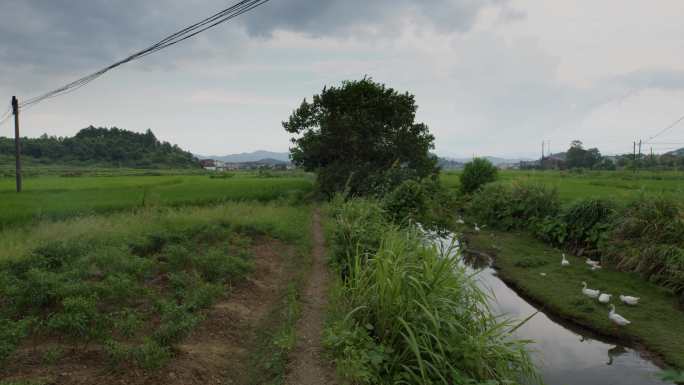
[0,105,12,126]
[644,113,684,144]
[18,0,271,110]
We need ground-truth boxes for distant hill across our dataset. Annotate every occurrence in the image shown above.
[665,147,684,157]
[0,126,199,169]
[199,150,290,163]
[250,158,288,165]
[442,156,534,166]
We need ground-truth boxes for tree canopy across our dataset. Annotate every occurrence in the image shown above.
[566,140,602,169]
[0,126,199,168]
[283,78,438,196]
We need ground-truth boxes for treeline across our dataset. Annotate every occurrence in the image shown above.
[525,140,684,171]
[0,126,199,169]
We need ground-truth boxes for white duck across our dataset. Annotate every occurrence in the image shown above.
[456,218,465,225]
[561,254,570,266]
[591,264,602,270]
[582,281,600,298]
[619,295,640,306]
[585,258,600,267]
[474,223,481,232]
[609,304,631,326]
[598,293,612,304]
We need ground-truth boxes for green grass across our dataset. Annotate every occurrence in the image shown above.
[462,227,684,370]
[0,173,313,228]
[441,170,684,203]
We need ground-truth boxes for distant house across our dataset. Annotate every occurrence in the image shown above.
[542,155,566,170]
[200,159,216,169]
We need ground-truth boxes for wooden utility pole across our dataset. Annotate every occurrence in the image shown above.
[633,141,636,173]
[11,96,22,193]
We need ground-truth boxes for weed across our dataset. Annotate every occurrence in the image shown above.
[41,346,63,365]
[47,295,105,343]
[152,300,203,346]
[132,339,172,370]
[111,309,144,338]
[0,318,30,363]
[193,247,252,284]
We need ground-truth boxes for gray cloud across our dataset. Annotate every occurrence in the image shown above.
[0,0,510,73]
[244,0,509,36]
[0,0,513,95]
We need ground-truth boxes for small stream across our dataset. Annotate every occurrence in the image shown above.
[428,230,672,385]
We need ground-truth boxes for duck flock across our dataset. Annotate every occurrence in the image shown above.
[464,221,640,329]
[566,254,640,327]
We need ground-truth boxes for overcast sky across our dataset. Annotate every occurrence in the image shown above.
[1,0,683,158]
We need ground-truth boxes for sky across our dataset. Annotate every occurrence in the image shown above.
[1,0,683,158]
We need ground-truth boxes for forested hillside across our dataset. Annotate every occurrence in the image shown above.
[0,126,199,168]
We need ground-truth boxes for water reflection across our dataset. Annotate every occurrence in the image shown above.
[424,230,671,385]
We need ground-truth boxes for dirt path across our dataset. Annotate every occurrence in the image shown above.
[285,208,338,385]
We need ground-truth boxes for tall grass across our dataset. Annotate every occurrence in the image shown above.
[324,199,538,384]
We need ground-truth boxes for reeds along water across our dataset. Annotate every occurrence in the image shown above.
[326,198,539,384]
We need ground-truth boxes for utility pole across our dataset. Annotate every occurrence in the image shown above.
[541,141,545,169]
[638,140,642,172]
[11,96,22,193]
[633,141,636,173]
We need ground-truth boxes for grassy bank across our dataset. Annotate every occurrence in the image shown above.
[0,202,312,381]
[462,228,684,370]
[322,198,537,384]
[0,173,313,228]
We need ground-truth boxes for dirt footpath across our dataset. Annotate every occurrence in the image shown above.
[285,209,338,385]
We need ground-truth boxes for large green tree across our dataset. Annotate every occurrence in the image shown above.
[283,79,438,196]
[566,140,602,169]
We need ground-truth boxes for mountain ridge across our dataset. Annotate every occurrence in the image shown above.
[198,150,290,163]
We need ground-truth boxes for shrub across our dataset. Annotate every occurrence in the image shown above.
[468,182,560,230]
[533,216,568,246]
[382,179,428,225]
[562,199,615,256]
[600,197,684,294]
[459,157,498,194]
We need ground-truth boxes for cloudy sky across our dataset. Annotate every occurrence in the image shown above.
[1,0,683,158]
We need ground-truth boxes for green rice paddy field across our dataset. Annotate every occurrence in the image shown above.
[441,170,684,203]
[0,172,314,228]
